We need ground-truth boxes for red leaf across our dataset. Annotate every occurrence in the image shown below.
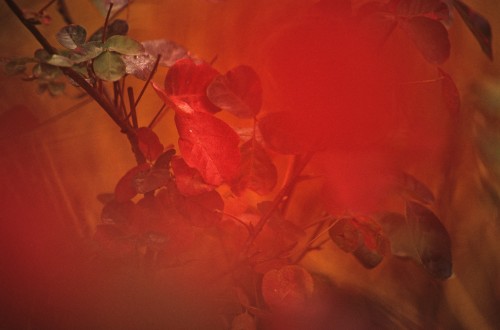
[328,218,363,253]
[439,68,461,114]
[231,312,257,330]
[175,110,240,186]
[206,65,262,118]
[134,167,171,194]
[396,172,435,204]
[394,0,446,17]
[163,58,220,113]
[261,265,314,310]
[232,138,277,195]
[453,0,493,60]
[176,190,224,227]
[114,163,151,202]
[400,16,450,64]
[136,127,164,162]
[171,156,215,196]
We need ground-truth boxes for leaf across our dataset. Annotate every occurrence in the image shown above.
[232,138,277,195]
[329,217,389,269]
[231,312,256,330]
[3,57,35,75]
[258,111,313,155]
[136,127,164,162]
[261,265,314,310]
[378,212,417,258]
[439,68,461,114]
[175,110,241,186]
[405,201,452,279]
[142,39,189,67]
[176,190,224,227]
[134,168,171,194]
[206,65,262,118]
[396,172,435,204]
[93,51,126,81]
[69,42,104,63]
[400,16,450,64]
[114,163,151,202]
[453,0,493,60]
[45,54,73,67]
[122,53,156,80]
[105,35,144,55]
[164,58,220,114]
[91,0,130,17]
[48,81,66,96]
[101,200,136,224]
[395,0,445,17]
[88,19,129,42]
[171,156,215,196]
[56,25,87,49]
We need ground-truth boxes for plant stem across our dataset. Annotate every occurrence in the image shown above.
[56,0,73,24]
[38,0,57,13]
[127,87,138,128]
[102,3,114,43]
[148,104,166,129]
[134,54,162,108]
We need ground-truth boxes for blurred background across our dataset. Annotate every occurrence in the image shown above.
[0,0,499,329]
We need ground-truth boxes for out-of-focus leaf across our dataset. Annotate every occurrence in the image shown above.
[122,53,155,80]
[101,200,135,224]
[175,110,241,186]
[93,224,135,259]
[56,24,87,49]
[261,265,314,310]
[89,19,129,42]
[48,81,66,96]
[207,65,262,118]
[395,0,445,17]
[164,58,220,114]
[378,212,417,258]
[231,312,256,330]
[400,16,450,64]
[93,51,126,81]
[258,111,313,155]
[91,0,130,17]
[3,57,36,75]
[33,63,62,80]
[453,0,493,60]
[439,68,461,114]
[396,172,435,204]
[114,163,151,202]
[69,42,104,63]
[136,127,164,162]
[46,54,73,67]
[171,156,215,196]
[329,216,389,269]
[406,201,452,279]
[34,49,51,62]
[177,190,224,227]
[153,148,176,169]
[105,35,144,55]
[232,138,277,196]
[134,167,171,194]
[142,39,189,67]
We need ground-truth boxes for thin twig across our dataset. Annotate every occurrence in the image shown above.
[102,3,114,43]
[38,0,57,13]
[134,54,162,108]
[56,0,73,24]
[148,104,166,129]
[128,87,138,128]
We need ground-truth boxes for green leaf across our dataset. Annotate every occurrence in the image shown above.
[400,16,450,64]
[46,54,73,67]
[88,19,129,42]
[405,201,452,279]
[56,24,87,49]
[69,42,104,63]
[93,51,126,81]
[33,63,62,80]
[105,35,144,55]
[91,0,129,17]
[453,0,493,60]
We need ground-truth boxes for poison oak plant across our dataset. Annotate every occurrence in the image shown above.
[2,0,494,328]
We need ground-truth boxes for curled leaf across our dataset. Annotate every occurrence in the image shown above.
[207,65,262,118]
[453,0,493,60]
[171,156,215,196]
[105,35,144,55]
[400,16,450,64]
[406,201,452,279]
